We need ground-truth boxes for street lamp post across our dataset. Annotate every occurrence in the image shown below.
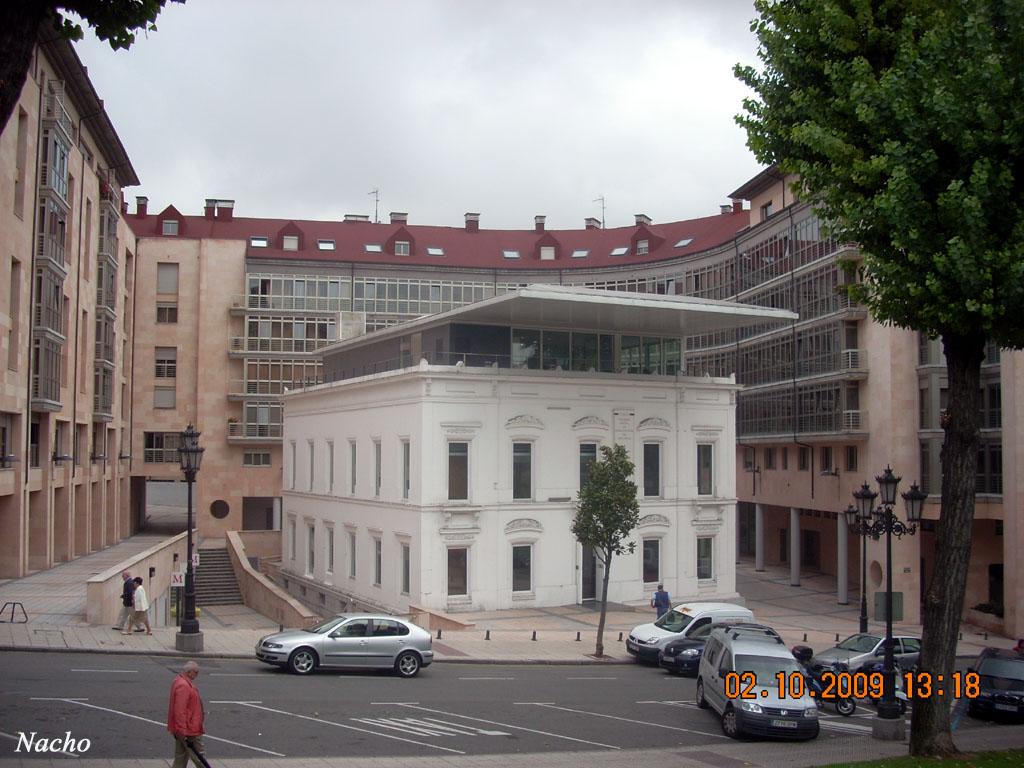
[175,423,205,652]
[844,467,925,735]
[845,503,871,634]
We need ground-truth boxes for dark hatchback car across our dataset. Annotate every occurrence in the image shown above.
[659,622,780,675]
[967,648,1024,722]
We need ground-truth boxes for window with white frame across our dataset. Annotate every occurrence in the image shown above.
[306,523,315,575]
[289,441,297,489]
[288,516,296,560]
[512,544,532,592]
[394,240,410,256]
[697,443,714,495]
[349,440,356,494]
[373,537,382,585]
[448,442,468,500]
[161,219,179,236]
[637,239,649,255]
[448,547,468,596]
[243,451,271,467]
[308,440,315,491]
[325,525,334,574]
[579,442,598,488]
[643,442,661,497]
[327,440,334,493]
[282,235,298,251]
[401,542,411,594]
[697,536,714,580]
[348,530,357,578]
[374,440,381,496]
[820,445,834,473]
[401,440,410,499]
[642,538,660,583]
[512,442,532,500]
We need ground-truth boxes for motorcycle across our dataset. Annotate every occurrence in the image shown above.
[859,659,909,715]
[791,645,857,716]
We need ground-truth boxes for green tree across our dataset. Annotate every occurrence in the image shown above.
[735,0,1024,756]
[572,443,640,657]
[0,1,182,134]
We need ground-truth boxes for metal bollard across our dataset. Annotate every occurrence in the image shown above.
[984,632,988,640]
[437,628,442,640]
[576,631,581,642]
[279,624,283,633]
[803,633,807,642]
[485,629,491,641]
[618,632,623,642]
[836,633,840,642]
[531,630,537,641]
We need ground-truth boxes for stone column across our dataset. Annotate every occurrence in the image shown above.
[837,512,849,604]
[790,507,801,586]
[755,504,765,572]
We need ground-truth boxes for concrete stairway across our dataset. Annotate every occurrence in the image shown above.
[195,547,243,606]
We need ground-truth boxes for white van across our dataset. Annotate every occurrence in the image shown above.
[626,602,753,663]
[696,626,819,740]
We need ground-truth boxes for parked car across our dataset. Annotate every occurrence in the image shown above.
[696,626,819,740]
[660,622,780,676]
[627,602,754,664]
[967,647,1024,722]
[255,614,433,677]
[810,633,921,672]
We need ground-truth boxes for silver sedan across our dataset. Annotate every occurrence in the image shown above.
[255,614,434,677]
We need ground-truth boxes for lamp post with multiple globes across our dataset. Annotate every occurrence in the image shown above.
[175,423,204,652]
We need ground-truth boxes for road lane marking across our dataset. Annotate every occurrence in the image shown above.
[458,676,514,680]
[420,717,508,736]
[567,676,617,680]
[229,701,465,755]
[36,698,284,756]
[371,701,420,705]
[30,697,89,701]
[0,730,79,758]
[352,717,508,738]
[210,700,263,704]
[637,700,699,709]
[513,702,554,705]
[820,720,873,734]
[395,703,621,750]
[70,669,138,674]
[530,702,728,738]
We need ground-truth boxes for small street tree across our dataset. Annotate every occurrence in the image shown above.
[1,1,183,134]
[572,443,640,657]
[735,0,1024,756]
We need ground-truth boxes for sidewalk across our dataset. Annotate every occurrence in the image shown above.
[0,537,1015,662]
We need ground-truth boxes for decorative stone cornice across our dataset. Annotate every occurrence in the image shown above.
[638,416,671,431]
[505,414,544,429]
[637,513,671,528]
[573,415,609,431]
[505,518,543,534]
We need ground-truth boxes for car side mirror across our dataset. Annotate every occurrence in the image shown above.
[875,648,885,656]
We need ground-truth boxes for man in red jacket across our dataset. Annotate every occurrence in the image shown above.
[167,660,206,767]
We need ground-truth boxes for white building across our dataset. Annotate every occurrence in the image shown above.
[280,285,794,614]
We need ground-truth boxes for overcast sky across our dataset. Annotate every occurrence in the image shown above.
[75,0,765,229]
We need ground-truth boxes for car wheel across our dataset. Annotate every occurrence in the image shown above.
[394,650,421,678]
[696,678,708,709]
[721,705,740,739]
[287,647,317,675]
[836,697,856,717]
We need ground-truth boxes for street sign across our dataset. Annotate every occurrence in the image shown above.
[170,570,185,588]
[191,552,200,568]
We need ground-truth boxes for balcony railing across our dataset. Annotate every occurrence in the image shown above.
[230,337,332,354]
[227,422,283,439]
[843,410,867,430]
[232,294,348,313]
[43,93,73,142]
[97,233,118,259]
[228,378,322,397]
[33,302,62,335]
[840,349,866,371]
[36,231,66,273]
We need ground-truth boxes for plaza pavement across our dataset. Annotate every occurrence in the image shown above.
[0,533,1016,663]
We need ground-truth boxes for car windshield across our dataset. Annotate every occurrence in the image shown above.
[836,634,881,652]
[654,610,694,633]
[305,617,345,634]
[736,654,804,681]
[978,658,1024,686]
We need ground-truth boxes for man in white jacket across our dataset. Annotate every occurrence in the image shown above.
[126,576,152,635]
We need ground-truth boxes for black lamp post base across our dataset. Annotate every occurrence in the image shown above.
[175,630,204,653]
[871,714,905,741]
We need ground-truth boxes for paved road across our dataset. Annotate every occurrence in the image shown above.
[0,652,1010,760]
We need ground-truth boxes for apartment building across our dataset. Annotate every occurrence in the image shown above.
[0,29,139,577]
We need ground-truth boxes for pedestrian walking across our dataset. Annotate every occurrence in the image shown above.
[127,576,152,635]
[167,660,209,768]
[114,570,143,632]
[651,583,671,618]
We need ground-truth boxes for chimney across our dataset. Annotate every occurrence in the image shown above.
[634,213,652,226]
[136,196,148,217]
[390,211,408,224]
[204,198,216,219]
[215,199,234,221]
[465,212,480,232]
[584,217,601,230]
[720,204,732,215]
[732,199,743,214]
[343,214,370,223]
[534,215,546,232]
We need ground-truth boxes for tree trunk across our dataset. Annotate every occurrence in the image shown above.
[909,331,985,757]
[594,549,612,657]
[0,2,50,136]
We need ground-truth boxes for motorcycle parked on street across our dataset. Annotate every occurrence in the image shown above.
[792,645,857,716]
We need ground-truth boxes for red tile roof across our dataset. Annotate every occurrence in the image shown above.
[124,209,749,270]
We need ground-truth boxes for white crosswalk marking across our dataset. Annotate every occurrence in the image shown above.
[352,717,510,738]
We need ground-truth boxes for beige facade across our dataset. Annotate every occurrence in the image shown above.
[0,32,138,577]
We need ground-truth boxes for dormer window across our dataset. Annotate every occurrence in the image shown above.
[161,220,179,236]
[571,249,589,258]
[426,247,444,257]
[395,241,410,256]
[674,238,693,248]
[249,236,269,248]
[502,250,520,259]
[539,246,555,261]
[282,235,299,251]
[317,239,335,251]
[364,244,382,253]
[637,239,649,256]
[760,201,774,220]
[610,246,628,257]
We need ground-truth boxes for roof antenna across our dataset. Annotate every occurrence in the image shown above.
[368,188,380,223]
[592,195,606,228]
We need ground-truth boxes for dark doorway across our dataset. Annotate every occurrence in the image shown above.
[802,530,821,570]
[779,528,788,563]
[581,546,597,601]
